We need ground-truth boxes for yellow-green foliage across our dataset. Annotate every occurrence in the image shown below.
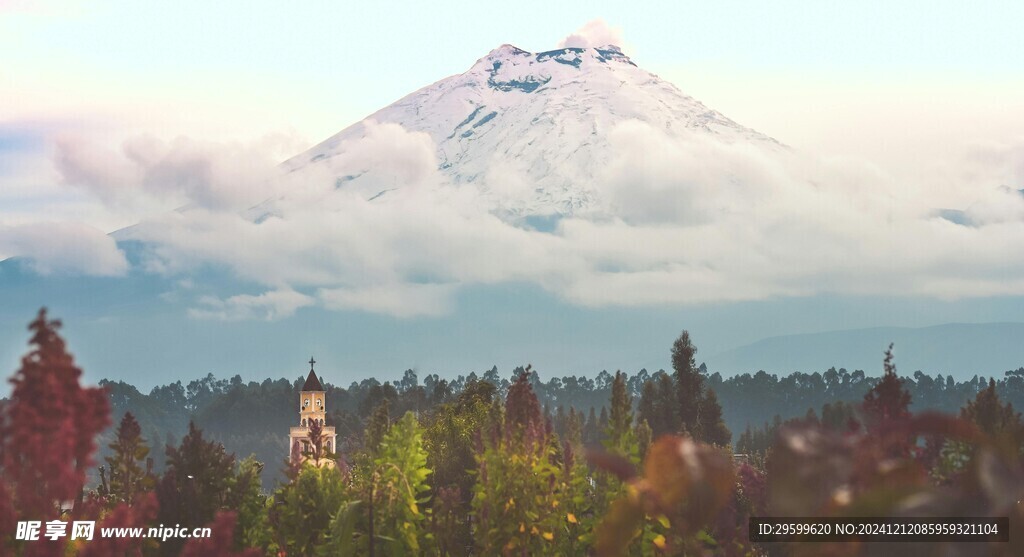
[271,464,350,556]
[371,411,433,556]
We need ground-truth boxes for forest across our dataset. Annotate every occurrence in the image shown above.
[2,309,1023,556]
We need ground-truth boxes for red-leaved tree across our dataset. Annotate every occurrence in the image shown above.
[0,309,110,556]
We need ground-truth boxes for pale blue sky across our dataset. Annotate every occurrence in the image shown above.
[5,1,1023,142]
[3,0,1023,232]
[3,1,1024,385]
[8,1,1024,77]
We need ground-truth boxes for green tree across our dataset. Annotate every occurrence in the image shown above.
[156,421,237,556]
[605,371,638,462]
[862,344,912,430]
[473,371,569,555]
[423,379,495,552]
[638,381,658,435]
[271,464,350,556]
[962,378,1022,438]
[672,330,703,436]
[232,456,270,552]
[635,419,653,460]
[370,411,433,556]
[861,344,914,461]
[585,407,599,445]
[103,411,155,506]
[696,388,732,447]
[565,406,584,447]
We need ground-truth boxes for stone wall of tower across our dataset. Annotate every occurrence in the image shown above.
[299,390,326,428]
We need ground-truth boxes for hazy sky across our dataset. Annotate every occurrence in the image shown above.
[4,0,1023,231]
[3,1,1024,312]
[4,1,1024,384]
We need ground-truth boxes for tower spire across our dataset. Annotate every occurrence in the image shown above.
[301,357,324,392]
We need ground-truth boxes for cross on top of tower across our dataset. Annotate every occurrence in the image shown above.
[302,356,325,391]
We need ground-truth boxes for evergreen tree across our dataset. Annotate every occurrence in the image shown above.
[604,371,638,462]
[672,330,704,435]
[696,388,732,447]
[157,421,237,556]
[862,343,912,430]
[653,371,678,437]
[861,344,913,459]
[962,378,1022,438]
[584,407,599,446]
[635,419,653,459]
[804,407,820,426]
[638,380,657,435]
[822,401,859,432]
[555,405,567,438]
[565,407,583,447]
[104,411,155,506]
[606,372,634,445]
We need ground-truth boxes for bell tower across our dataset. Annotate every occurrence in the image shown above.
[299,357,326,428]
[288,357,338,466]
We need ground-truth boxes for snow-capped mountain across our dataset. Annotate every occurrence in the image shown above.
[284,44,781,216]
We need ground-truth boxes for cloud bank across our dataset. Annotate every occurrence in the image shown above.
[0,222,128,276]
[55,132,305,210]
[30,118,1024,320]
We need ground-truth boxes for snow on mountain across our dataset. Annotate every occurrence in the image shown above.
[283,44,782,217]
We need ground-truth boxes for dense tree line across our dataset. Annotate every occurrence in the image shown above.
[4,312,1024,555]
[87,343,1024,488]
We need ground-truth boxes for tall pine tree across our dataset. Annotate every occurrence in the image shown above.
[604,371,637,461]
[862,343,912,429]
[104,411,155,506]
[696,388,731,447]
[672,330,704,436]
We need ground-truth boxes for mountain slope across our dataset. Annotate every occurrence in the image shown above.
[706,323,1024,376]
[283,44,781,216]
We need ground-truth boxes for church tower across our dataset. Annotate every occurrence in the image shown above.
[288,357,338,467]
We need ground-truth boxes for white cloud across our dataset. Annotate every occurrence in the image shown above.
[558,19,625,49]
[0,222,128,276]
[188,289,315,321]
[23,118,1024,319]
[55,132,306,210]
